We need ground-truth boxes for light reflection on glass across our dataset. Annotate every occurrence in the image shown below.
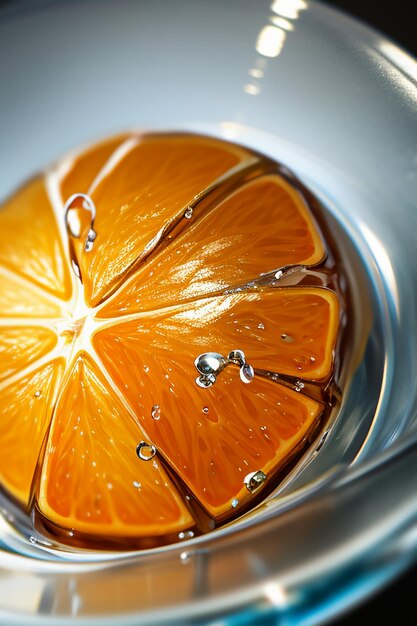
[244,83,261,96]
[270,15,295,31]
[244,0,308,96]
[271,0,307,19]
[377,40,417,88]
[359,222,400,319]
[256,25,287,58]
[264,581,289,607]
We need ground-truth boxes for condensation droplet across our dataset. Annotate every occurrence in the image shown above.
[240,363,254,384]
[294,381,305,392]
[178,530,195,540]
[151,405,161,420]
[136,441,156,461]
[184,207,193,219]
[244,470,267,493]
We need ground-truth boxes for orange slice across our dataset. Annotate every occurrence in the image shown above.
[99,174,325,316]
[0,267,65,319]
[0,360,64,504]
[0,178,73,300]
[60,133,253,307]
[37,354,193,543]
[0,131,344,548]
[0,326,57,382]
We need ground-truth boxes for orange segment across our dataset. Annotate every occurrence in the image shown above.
[93,330,322,518]
[0,268,64,318]
[0,178,72,300]
[0,359,64,505]
[100,175,325,316]
[0,326,58,382]
[59,134,129,202]
[95,288,339,383]
[37,353,194,539]
[72,134,251,306]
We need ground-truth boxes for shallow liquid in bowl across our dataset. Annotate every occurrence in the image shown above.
[0,131,348,550]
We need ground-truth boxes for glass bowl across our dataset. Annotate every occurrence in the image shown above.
[0,0,416,624]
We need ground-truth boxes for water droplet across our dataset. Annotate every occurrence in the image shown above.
[240,363,254,384]
[244,470,267,493]
[151,405,161,420]
[281,333,295,343]
[231,498,239,508]
[257,323,265,330]
[136,441,156,461]
[195,352,226,375]
[184,206,193,219]
[202,407,209,414]
[133,481,142,490]
[178,530,195,540]
[180,551,190,562]
[144,365,150,373]
[310,356,316,363]
[196,373,216,388]
[228,349,245,364]
[34,390,41,398]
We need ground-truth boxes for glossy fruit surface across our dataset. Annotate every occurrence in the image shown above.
[0,133,341,548]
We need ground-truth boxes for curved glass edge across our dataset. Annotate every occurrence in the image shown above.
[0,432,416,624]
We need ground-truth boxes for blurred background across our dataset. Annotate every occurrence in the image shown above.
[0,0,416,624]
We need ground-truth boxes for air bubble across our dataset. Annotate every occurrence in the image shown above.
[151,405,161,420]
[184,207,193,219]
[144,365,150,373]
[294,381,305,392]
[202,407,209,414]
[257,323,265,330]
[133,481,142,490]
[34,390,42,398]
[231,498,239,508]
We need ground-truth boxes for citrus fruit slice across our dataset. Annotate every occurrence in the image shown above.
[0,132,344,548]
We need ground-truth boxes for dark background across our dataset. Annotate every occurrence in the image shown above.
[0,0,416,623]
[323,6,417,626]
[326,0,416,57]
